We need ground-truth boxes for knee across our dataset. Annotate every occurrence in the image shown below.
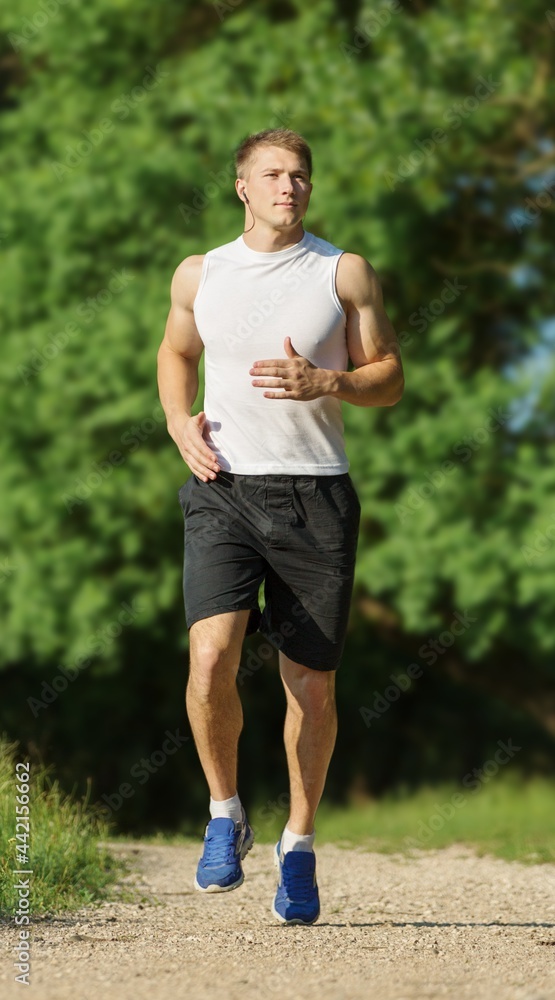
[285,668,336,715]
[188,640,236,698]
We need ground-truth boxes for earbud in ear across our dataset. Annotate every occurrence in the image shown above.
[243,194,249,203]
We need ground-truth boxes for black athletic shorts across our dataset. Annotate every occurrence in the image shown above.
[178,470,361,671]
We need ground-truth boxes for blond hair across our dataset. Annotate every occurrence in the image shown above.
[235,128,312,180]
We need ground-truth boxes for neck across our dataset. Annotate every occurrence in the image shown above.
[241,221,306,253]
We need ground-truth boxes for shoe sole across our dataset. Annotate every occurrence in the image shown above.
[194,827,255,893]
[270,900,320,925]
[271,843,320,925]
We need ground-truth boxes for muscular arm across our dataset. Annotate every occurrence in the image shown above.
[157,256,220,481]
[330,253,404,406]
[249,253,404,406]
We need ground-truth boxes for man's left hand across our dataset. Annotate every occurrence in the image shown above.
[249,337,332,400]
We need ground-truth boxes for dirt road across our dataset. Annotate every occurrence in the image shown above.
[1,841,554,1000]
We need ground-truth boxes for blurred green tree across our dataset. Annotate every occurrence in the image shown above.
[1,0,554,827]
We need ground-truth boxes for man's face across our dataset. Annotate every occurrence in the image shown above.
[236,145,312,229]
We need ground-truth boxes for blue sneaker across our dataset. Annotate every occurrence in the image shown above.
[194,808,254,893]
[272,839,320,925]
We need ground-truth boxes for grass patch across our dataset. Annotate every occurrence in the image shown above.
[0,737,126,917]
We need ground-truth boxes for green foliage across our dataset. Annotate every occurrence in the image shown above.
[1,0,554,827]
[0,738,123,915]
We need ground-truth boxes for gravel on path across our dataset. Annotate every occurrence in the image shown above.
[1,840,554,1000]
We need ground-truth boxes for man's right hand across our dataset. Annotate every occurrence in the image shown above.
[170,411,220,482]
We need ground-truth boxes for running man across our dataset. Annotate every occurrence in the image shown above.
[157,128,403,925]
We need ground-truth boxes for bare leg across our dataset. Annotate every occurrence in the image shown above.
[279,652,338,835]
[186,609,251,800]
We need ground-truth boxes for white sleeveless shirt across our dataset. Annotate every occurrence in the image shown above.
[193,229,349,474]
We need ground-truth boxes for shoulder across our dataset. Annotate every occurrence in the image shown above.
[336,252,382,305]
[170,254,205,309]
[304,231,344,258]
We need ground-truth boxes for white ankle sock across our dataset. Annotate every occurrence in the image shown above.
[209,793,243,824]
[281,824,315,854]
